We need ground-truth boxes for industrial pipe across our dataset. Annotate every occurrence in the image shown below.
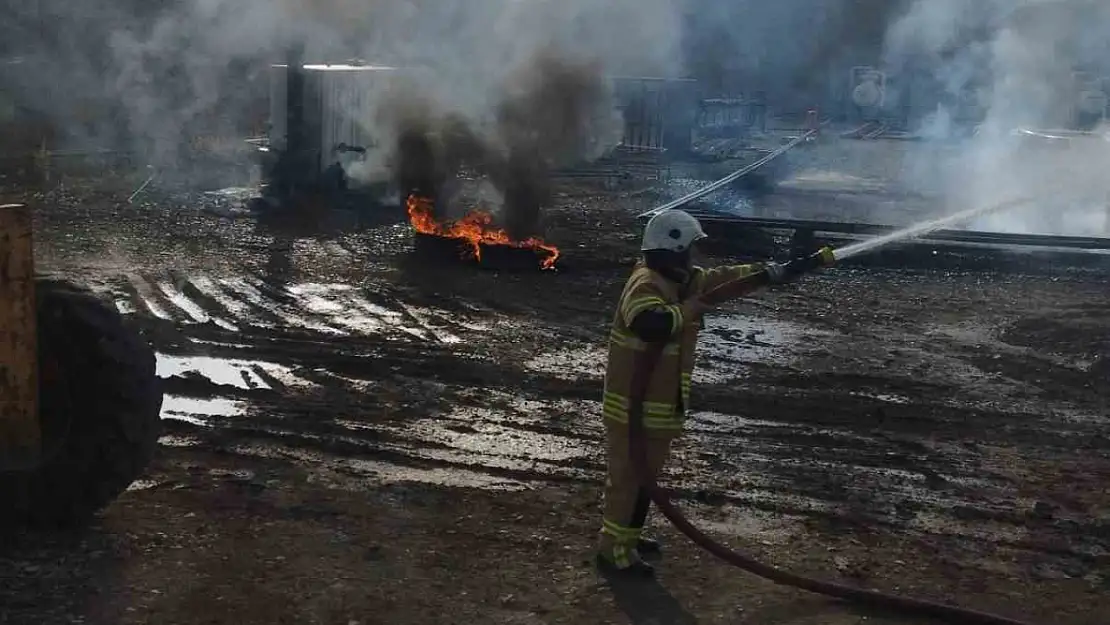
[638,127,820,220]
[624,252,1036,625]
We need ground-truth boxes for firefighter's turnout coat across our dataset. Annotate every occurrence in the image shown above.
[602,261,760,435]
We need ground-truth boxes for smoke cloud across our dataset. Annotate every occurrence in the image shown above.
[390,49,622,239]
[2,0,923,164]
[682,0,905,110]
[0,0,683,160]
[0,0,687,233]
[6,0,1108,237]
[883,0,1110,235]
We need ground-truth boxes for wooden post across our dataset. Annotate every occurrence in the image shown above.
[0,203,39,464]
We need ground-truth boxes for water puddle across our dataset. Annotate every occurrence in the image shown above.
[505,396,593,417]
[317,371,377,391]
[286,283,391,335]
[849,391,911,404]
[125,479,164,491]
[689,411,799,432]
[219,277,342,335]
[523,346,605,381]
[158,281,239,331]
[234,443,530,491]
[284,283,451,341]
[128,275,173,320]
[396,302,462,344]
[158,282,209,323]
[441,394,601,433]
[156,353,309,390]
[344,458,529,490]
[696,314,834,382]
[114,299,138,315]
[189,275,271,326]
[390,415,589,463]
[158,434,202,447]
[160,395,246,425]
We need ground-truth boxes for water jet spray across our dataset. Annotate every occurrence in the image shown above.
[832,194,1039,260]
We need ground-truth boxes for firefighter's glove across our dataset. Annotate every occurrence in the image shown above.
[784,246,838,277]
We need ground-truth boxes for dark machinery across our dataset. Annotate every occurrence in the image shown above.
[0,203,162,527]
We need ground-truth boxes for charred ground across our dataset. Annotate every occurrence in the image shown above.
[1,140,1109,624]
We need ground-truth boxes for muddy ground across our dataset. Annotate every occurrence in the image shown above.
[2,136,1110,625]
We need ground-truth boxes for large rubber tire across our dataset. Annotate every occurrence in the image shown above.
[0,278,163,528]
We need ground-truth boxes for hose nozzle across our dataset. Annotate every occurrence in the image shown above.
[816,245,837,267]
[784,245,837,276]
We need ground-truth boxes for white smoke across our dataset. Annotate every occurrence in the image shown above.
[883,0,1110,236]
[0,0,919,167]
[14,0,1110,239]
[0,0,686,173]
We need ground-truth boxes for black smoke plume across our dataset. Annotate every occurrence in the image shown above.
[391,49,617,240]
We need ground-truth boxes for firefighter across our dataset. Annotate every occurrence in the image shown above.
[596,209,833,577]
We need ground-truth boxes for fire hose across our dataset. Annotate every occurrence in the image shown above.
[624,249,1036,625]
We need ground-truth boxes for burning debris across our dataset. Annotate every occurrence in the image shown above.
[387,50,620,271]
[393,122,564,270]
[405,194,560,270]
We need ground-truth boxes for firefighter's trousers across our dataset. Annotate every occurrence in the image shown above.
[598,419,675,568]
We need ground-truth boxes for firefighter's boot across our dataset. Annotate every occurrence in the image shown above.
[596,543,655,579]
[636,537,661,556]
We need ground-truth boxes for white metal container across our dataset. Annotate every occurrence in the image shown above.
[268,63,400,176]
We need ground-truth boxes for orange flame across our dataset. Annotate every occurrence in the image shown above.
[406,195,560,270]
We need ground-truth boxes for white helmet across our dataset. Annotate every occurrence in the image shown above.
[641,209,707,252]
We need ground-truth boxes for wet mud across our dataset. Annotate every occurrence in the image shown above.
[3,142,1110,624]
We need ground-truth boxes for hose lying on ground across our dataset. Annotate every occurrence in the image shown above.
[625,271,1037,625]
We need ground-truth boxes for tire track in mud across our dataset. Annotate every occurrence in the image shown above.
[100,271,472,343]
[85,267,1110,581]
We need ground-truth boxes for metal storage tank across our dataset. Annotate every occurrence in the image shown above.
[268,63,401,178]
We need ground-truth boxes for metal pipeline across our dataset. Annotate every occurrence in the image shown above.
[638,127,820,220]
[624,267,1037,625]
